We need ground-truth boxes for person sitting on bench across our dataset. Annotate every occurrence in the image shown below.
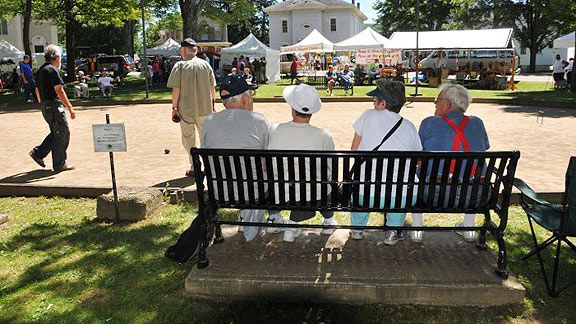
[201,74,270,241]
[349,79,423,244]
[339,64,354,96]
[417,84,490,243]
[326,65,337,96]
[97,69,114,98]
[267,84,337,242]
[73,70,90,98]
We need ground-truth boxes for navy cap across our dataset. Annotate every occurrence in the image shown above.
[180,38,197,47]
[366,87,395,105]
[220,74,251,100]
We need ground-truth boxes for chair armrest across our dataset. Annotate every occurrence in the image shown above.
[514,178,563,211]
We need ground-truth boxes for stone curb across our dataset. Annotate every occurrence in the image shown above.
[4,97,575,111]
[0,183,197,202]
[0,183,562,205]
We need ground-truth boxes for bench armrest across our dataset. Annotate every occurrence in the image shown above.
[514,178,562,211]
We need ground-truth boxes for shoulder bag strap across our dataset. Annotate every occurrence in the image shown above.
[349,117,404,178]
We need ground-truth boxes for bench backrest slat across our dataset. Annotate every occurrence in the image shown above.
[192,149,520,214]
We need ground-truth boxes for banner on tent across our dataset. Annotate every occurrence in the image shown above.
[356,49,402,66]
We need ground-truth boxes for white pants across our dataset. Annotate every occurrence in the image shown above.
[74,83,89,98]
[180,115,206,170]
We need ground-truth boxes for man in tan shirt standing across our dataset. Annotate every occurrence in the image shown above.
[168,38,216,178]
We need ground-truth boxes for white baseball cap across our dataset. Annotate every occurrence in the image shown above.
[282,84,322,115]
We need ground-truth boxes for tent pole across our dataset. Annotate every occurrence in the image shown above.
[410,0,421,97]
[570,30,576,92]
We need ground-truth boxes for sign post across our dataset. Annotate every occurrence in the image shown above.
[92,114,127,222]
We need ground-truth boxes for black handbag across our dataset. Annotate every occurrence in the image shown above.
[340,117,404,206]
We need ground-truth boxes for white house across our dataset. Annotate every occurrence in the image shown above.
[156,17,230,51]
[0,15,58,55]
[517,44,574,72]
[265,0,367,50]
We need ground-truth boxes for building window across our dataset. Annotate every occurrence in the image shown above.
[214,26,221,41]
[34,45,44,53]
[0,20,8,35]
[282,19,288,33]
[520,47,526,55]
[330,18,336,32]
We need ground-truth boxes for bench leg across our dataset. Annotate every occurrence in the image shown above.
[476,212,490,251]
[214,224,225,244]
[494,230,509,279]
[197,237,209,269]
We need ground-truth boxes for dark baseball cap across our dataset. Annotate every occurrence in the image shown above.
[220,74,251,100]
[180,38,197,47]
[366,87,394,105]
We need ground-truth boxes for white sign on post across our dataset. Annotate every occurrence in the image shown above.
[92,123,127,152]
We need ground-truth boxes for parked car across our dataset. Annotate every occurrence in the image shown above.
[280,53,306,75]
[76,54,136,77]
[419,49,519,76]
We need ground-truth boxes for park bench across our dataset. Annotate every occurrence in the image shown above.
[306,75,354,95]
[190,149,520,278]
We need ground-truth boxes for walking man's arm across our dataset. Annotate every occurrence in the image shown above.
[54,84,76,119]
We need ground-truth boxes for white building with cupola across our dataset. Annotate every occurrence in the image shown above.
[265,0,367,50]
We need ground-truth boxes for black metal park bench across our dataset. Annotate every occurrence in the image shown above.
[190,149,520,278]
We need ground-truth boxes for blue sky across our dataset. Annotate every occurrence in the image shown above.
[359,0,379,23]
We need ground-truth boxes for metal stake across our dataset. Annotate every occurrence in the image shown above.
[106,114,120,222]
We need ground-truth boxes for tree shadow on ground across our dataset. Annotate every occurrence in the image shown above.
[1,206,575,323]
[500,105,576,119]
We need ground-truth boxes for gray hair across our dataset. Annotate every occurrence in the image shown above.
[44,44,62,62]
[439,84,472,112]
[222,90,250,106]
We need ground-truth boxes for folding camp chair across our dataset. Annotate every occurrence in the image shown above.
[514,156,576,297]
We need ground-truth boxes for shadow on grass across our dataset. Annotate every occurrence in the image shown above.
[0,205,575,323]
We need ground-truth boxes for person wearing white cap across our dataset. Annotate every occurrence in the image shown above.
[267,84,337,242]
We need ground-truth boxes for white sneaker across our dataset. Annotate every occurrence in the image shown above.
[321,217,338,235]
[410,230,423,243]
[455,222,478,243]
[283,221,302,243]
[350,230,363,240]
[266,217,285,234]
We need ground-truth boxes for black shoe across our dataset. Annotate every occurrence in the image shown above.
[29,151,45,168]
[54,164,75,172]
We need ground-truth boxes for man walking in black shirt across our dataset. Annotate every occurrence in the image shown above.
[29,44,76,172]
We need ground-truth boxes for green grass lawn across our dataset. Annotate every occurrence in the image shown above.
[1,197,575,323]
[1,76,574,111]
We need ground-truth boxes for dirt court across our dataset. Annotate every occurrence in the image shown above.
[0,101,574,193]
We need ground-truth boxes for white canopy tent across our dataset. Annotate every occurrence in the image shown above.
[388,28,515,49]
[553,31,575,48]
[220,34,281,83]
[0,40,24,59]
[147,38,180,56]
[334,27,390,50]
[281,29,334,53]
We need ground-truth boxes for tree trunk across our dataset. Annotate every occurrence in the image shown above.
[123,20,136,56]
[528,46,538,73]
[22,0,32,57]
[65,0,77,82]
[180,0,208,40]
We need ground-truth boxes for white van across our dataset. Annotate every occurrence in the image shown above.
[280,53,306,75]
[419,49,518,76]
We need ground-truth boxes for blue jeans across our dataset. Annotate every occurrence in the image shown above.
[32,102,70,169]
[350,194,411,230]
